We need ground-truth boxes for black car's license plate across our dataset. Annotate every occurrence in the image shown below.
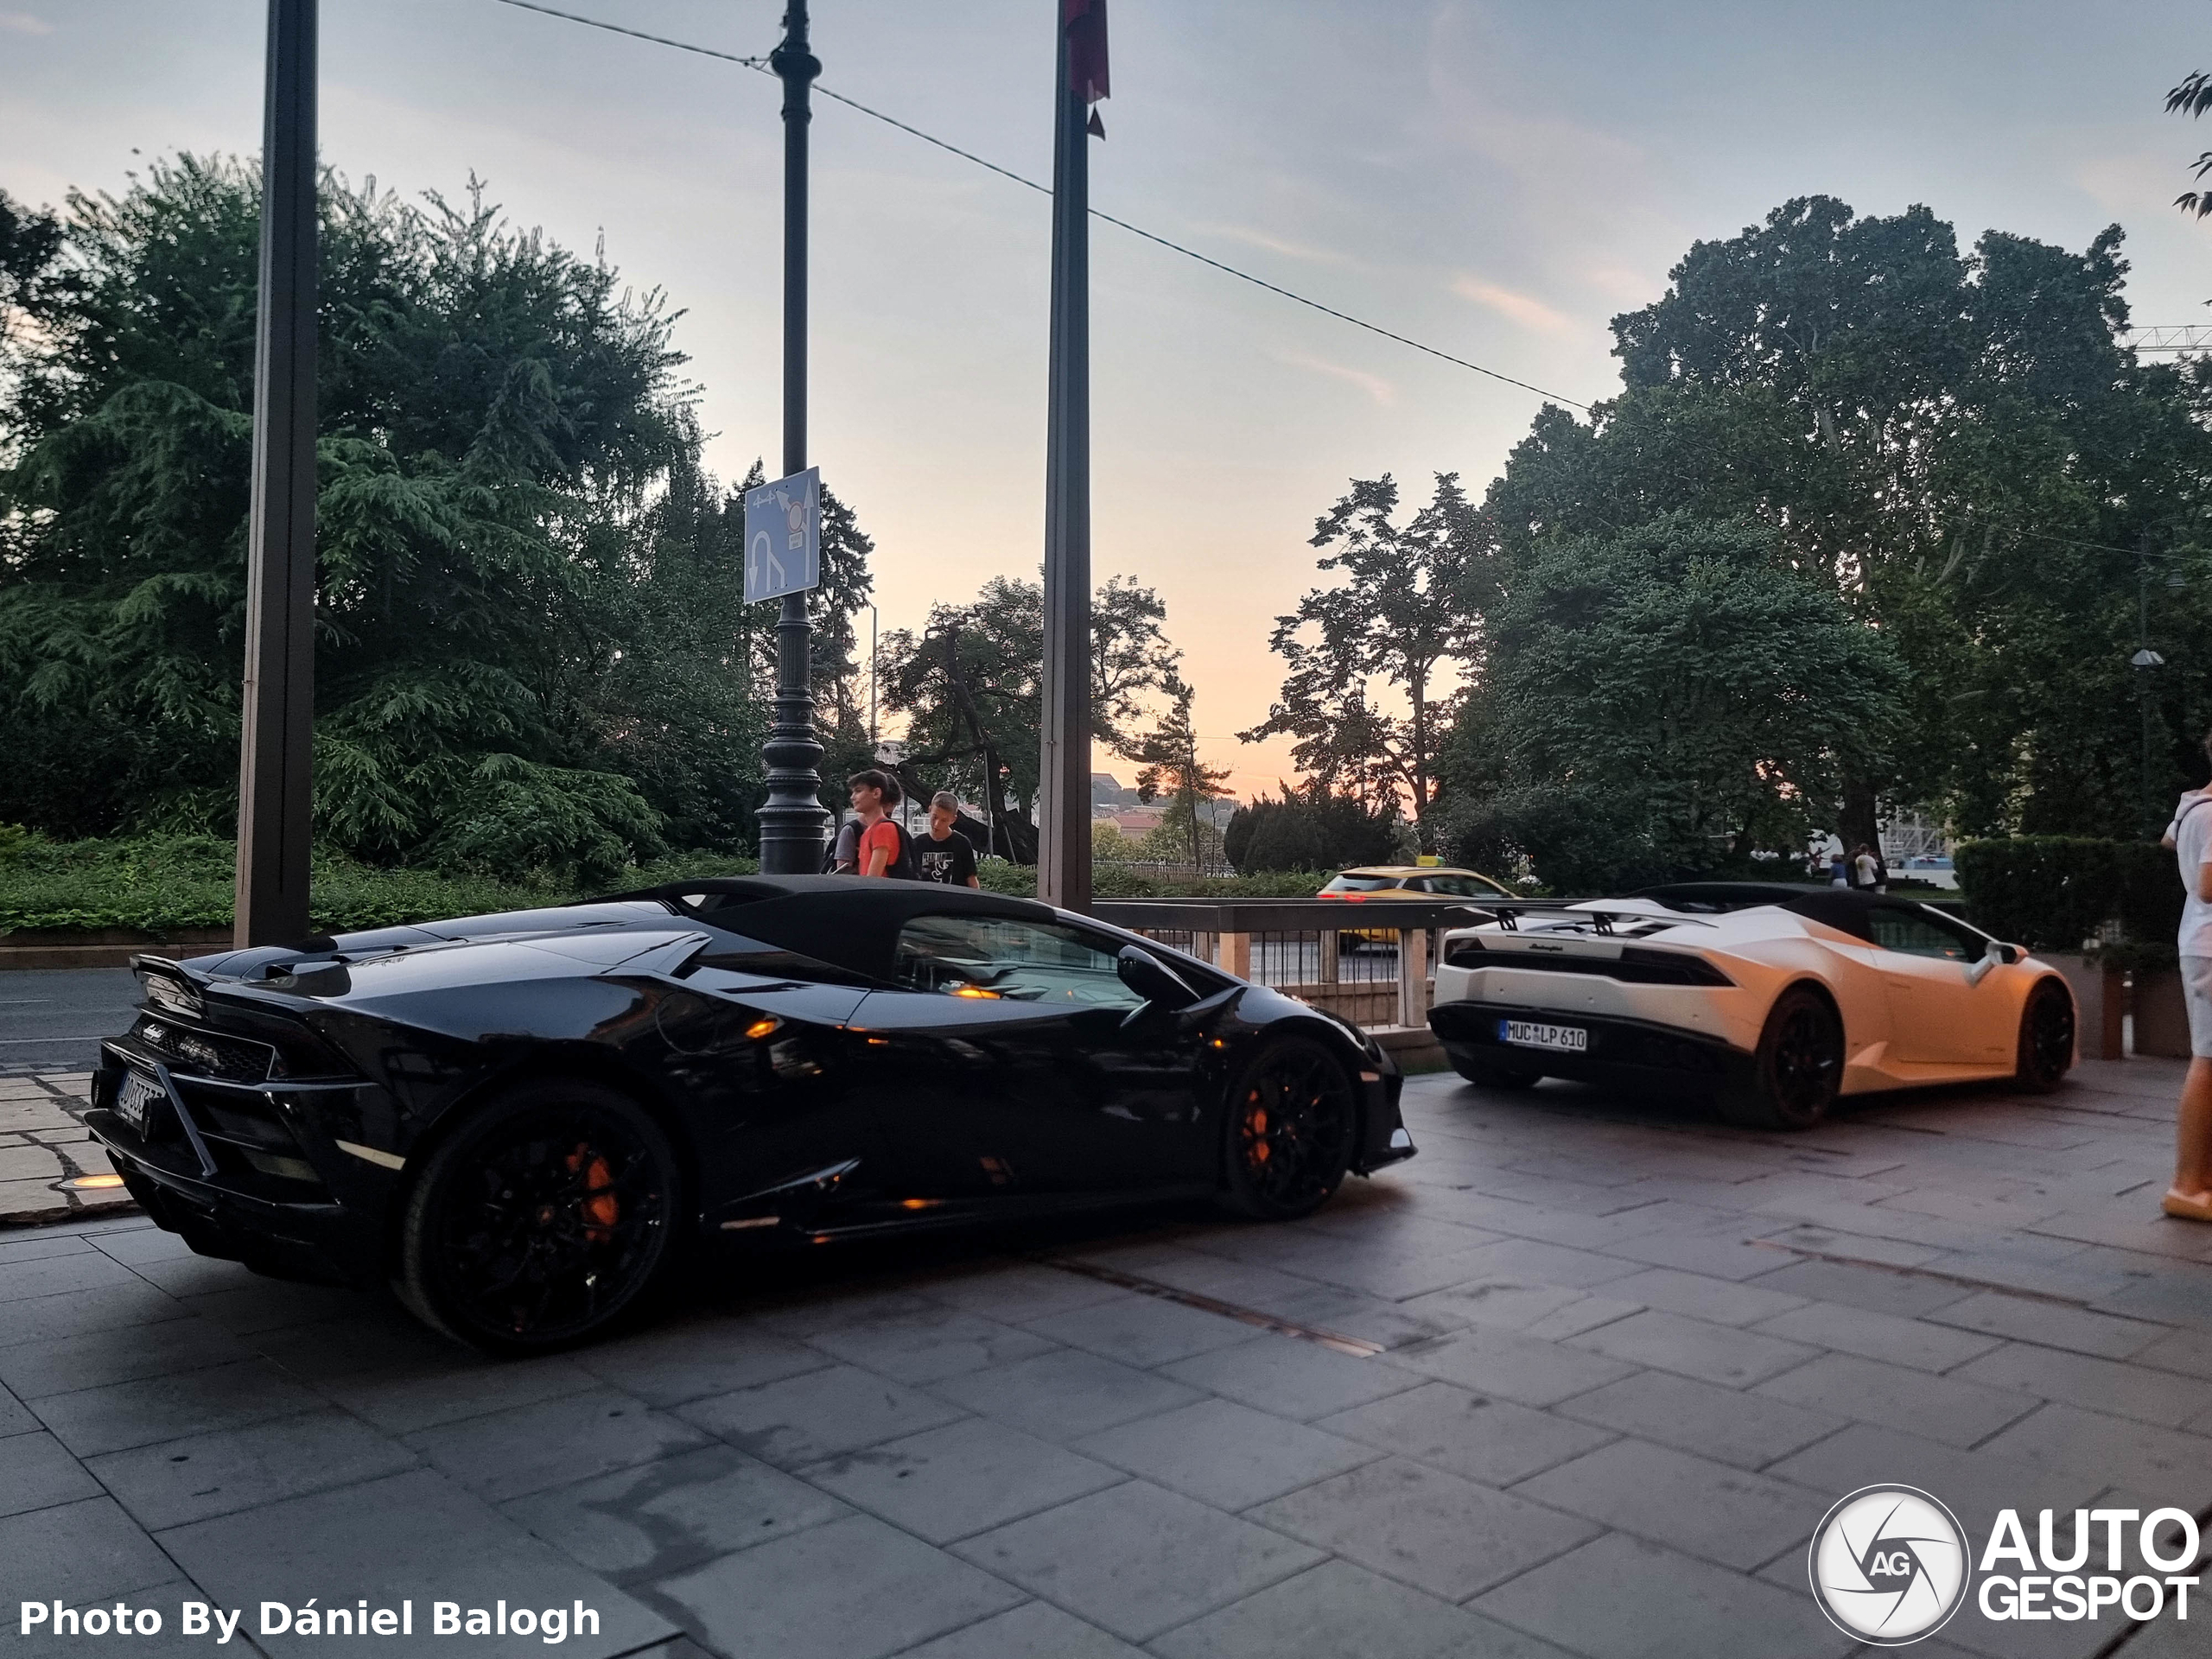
[116,1069,164,1136]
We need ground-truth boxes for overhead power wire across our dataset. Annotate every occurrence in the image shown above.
[492,0,1592,411]
[493,0,767,67]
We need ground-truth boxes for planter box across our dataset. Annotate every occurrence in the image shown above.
[2133,966,2195,1059]
[2045,953,2123,1062]
[0,927,232,972]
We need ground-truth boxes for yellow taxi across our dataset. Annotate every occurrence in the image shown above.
[1317,865,1514,944]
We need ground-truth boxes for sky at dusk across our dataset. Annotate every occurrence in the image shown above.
[7,0,2212,799]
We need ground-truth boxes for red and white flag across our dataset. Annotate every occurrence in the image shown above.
[1065,0,1109,105]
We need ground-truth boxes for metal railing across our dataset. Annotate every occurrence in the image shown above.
[1093,896,1513,1029]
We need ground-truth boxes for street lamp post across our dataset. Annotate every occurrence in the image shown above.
[233,0,320,946]
[755,1,830,873]
[2135,531,2169,840]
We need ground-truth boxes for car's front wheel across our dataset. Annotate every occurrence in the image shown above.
[2014,978,2075,1093]
[1219,1037,1355,1220]
[396,1081,677,1354]
[1724,986,1843,1130]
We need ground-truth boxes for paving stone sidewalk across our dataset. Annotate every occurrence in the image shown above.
[2,1060,2209,1658]
[0,1071,131,1224]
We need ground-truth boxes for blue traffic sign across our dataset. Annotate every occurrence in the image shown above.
[743,467,821,602]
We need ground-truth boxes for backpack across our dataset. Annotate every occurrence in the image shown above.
[881,820,918,880]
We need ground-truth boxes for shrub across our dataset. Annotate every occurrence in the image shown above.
[1225,786,1402,874]
[0,836,760,936]
[1952,837,2180,951]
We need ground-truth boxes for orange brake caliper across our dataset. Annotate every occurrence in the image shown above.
[1246,1094,1270,1163]
[568,1144,620,1242]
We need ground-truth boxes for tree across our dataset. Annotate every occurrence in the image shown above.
[877,573,1179,861]
[1129,674,1230,870]
[0,157,877,879]
[1481,195,2212,844]
[1224,781,1402,874]
[1241,474,1486,838]
[1443,515,1905,891]
[2165,69,2212,218]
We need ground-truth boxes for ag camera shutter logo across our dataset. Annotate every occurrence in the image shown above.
[1808,1485,1970,1644]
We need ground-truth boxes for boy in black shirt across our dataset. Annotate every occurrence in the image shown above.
[916,791,981,887]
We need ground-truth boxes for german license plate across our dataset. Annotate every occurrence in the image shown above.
[116,1070,163,1136]
[1498,1019,1587,1053]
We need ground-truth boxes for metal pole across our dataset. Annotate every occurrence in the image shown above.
[756,1,830,873]
[233,0,319,947]
[1037,10,1093,912]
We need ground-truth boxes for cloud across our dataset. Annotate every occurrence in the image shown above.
[1450,275,1576,336]
[1272,348,1394,405]
[1196,222,1354,268]
[2071,150,2176,215]
[1583,263,1658,305]
[0,10,51,34]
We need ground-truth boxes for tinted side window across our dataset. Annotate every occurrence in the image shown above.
[1320,874,1395,893]
[1868,908,1974,960]
[893,915,1144,1008]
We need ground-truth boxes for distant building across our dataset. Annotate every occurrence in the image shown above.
[1104,808,1166,835]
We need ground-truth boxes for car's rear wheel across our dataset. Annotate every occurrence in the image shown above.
[396,1081,677,1354]
[1724,986,1843,1130]
[1219,1037,1355,1220]
[1446,1046,1542,1090]
[2014,978,2075,1094]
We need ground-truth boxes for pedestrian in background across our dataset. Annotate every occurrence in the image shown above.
[1828,849,1850,887]
[2164,735,2212,1222]
[1851,843,1880,891]
[916,791,981,887]
[844,770,916,879]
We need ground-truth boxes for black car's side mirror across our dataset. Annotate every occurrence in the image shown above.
[1117,945,1197,1009]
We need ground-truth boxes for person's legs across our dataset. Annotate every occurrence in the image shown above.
[2168,957,2212,1217]
[2177,1058,2212,1195]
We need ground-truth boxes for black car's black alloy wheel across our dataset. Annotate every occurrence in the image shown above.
[402,1084,676,1351]
[1222,1039,1354,1219]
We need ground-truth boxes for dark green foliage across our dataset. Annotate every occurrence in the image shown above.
[0,159,868,883]
[1224,783,1402,874]
[1480,196,2212,844]
[1130,675,1231,870]
[1953,836,2181,951]
[1240,474,1486,835]
[878,575,1178,861]
[1440,516,1904,893]
[974,858,1328,899]
[0,830,758,934]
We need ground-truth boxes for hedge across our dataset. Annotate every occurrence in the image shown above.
[976,862,1331,900]
[0,832,1332,935]
[1952,836,2181,954]
[0,835,760,936]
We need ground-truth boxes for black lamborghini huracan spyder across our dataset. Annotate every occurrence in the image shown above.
[84,877,1414,1351]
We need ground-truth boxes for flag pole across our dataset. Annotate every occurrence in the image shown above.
[1038,0,1107,912]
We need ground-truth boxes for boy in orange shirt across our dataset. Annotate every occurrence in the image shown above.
[846,770,915,879]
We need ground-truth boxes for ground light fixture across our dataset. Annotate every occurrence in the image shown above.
[55,1173,128,1192]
